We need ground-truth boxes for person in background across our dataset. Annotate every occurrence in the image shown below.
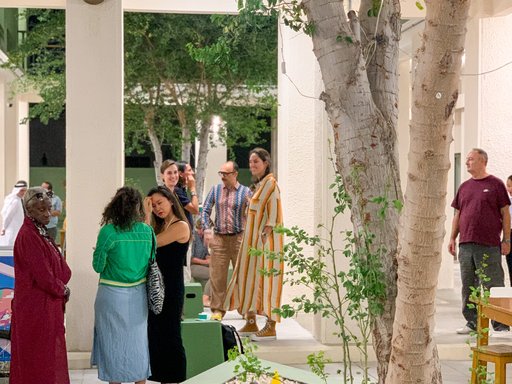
[41,181,62,242]
[506,175,512,286]
[145,186,190,383]
[202,160,251,321]
[10,187,71,383]
[224,149,284,341]
[449,148,510,334]
[161,159,198,228]
[91,187,154,384]
[0,180,27,247]
[191,219,211,307]
[176,160,195,197]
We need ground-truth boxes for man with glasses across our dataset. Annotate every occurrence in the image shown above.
[201,161,251,321]
[41,181,62,241]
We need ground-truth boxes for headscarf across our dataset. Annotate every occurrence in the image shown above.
[1,181,28,220]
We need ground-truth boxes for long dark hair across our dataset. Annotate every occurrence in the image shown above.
[176,160,188,188]
[249,147,271,191]
[147,186,189,235]
[100,187,144,230]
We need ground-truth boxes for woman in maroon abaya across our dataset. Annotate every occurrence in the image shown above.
[10,187,72,384]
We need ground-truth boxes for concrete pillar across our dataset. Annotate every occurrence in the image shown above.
[0,77,20,196]
[0,80,7,202]
[277,22,317,305]
[460,17,481,174]
[65,0,124,351]
[16,101,29,182]
[478,13,512,180]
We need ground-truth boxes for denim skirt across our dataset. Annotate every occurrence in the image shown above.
[91,283,151,382]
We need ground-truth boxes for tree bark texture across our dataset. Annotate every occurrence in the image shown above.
[302,1,402,381]
[386,1,470,383]
[195,118,211,202]
[144,107,163,185]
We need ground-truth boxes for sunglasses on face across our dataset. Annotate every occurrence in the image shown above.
[26,191,52,205]
[218,171,235,177]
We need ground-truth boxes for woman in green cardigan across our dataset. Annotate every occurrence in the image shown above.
[91,186,156,384]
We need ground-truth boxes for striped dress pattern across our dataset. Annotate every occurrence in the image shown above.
[224,173,284,321]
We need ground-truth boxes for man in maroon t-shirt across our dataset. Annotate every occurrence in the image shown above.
[449,148,511,334]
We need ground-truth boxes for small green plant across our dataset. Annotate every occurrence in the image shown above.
[307,351,330,383]
[467,254,493,384]
[227,338,272,383]
[255,154,388,384]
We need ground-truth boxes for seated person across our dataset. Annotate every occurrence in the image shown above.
[190,219,210,307]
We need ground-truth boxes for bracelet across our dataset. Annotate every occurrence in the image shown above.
[190,191,197,197]
[503,239,511,244]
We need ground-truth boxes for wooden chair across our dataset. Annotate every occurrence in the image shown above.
[471,300,512,383]
[471,344,512,383]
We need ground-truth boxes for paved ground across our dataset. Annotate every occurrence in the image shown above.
[68,262,512,383]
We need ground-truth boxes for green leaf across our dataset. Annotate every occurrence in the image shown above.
[415,1,425,11]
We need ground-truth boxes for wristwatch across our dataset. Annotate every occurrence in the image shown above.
[503,239,511,243]
[190,191,197,197]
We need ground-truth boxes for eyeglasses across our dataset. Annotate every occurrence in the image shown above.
[25,191,52,205]
[218,171,236,177]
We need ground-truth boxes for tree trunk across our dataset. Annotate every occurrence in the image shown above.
[181,126,192,163]
[302,1,402,381]
[144,107,163,185]
[195,118,211,202]
[386,1,471,382]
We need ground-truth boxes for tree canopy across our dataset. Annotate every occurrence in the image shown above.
[4,9,278,163]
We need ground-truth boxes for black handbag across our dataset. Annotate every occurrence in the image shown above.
[147,235,165,315]
[221,324,244,361]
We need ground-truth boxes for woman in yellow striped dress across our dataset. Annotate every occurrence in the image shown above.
[224,148,284,340]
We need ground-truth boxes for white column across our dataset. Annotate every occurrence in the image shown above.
[16,101,29,182]
[277,22,317,304]
[460,17,481,175]
[0,81,7,202]
[65,0,124,351]
[0,78,20,197]
[478,14,512,180]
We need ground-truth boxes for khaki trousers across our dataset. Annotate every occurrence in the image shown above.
[209,232,243,315]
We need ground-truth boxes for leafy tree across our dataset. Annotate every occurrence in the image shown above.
[125,12,277,197]
[236,0,471,382]
[3,9,65,124]
[4,10,277,197]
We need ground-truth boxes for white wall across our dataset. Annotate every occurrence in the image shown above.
[277,23,318,309]
[479,14,512,182]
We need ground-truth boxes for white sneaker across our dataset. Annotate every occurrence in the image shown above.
[456,325,475,335]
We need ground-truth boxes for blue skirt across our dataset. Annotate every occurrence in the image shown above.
[91,284,151,382]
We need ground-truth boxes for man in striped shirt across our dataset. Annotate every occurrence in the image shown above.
[201,160,251,321]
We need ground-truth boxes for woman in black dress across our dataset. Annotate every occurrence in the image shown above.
[145,186,191,383]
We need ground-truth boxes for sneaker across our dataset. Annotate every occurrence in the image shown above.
[210,312,223,321]
[250,320,276,341]
[237,317,259,336]
[456,324,475,335]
